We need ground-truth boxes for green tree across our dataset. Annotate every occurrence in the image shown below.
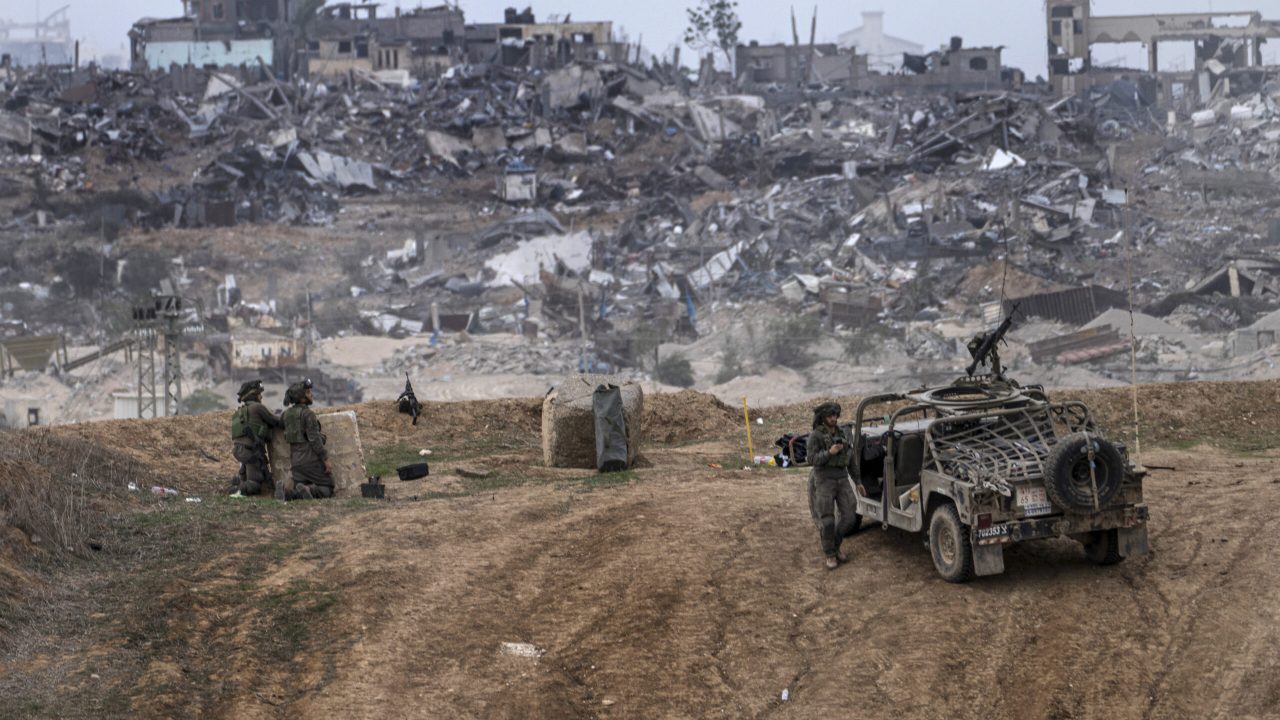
[684,0,742,70]
[182,389,230,416]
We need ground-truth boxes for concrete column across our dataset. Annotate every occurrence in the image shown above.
[1148,41,1158,73]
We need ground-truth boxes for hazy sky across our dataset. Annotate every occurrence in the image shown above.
[6,0,1280,74]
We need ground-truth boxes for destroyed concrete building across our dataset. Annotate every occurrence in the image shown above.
[736,36,1011,93]
[465,9,616,68]
[891,40,1012,94]
[130,2,613,80]
[0,6,74,66]
[1047,1,1280,104]
[303,3,464,81]
[130,0,295,76]
[735,42,867,86]
[10,1,1280,422]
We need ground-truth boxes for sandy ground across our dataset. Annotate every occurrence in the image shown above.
[5,380,1280,718]
[152,446,1280,720]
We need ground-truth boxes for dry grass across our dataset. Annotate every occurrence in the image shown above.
[0,430,167,557]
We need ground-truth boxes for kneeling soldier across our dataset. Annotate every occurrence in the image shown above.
[230,380,282,497]
[283,380,335,499]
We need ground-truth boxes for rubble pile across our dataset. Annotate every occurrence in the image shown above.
[7,51,1280,409]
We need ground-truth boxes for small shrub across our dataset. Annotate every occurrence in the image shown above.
[656,353,696,388]
[182,389,229,415]
[763,314,821,369]
[843,322,894,363]
[714,341,743,385]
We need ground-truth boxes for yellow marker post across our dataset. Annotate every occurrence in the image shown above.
[742,397,754,461]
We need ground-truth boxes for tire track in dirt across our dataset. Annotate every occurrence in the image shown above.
[1140,512,1280,720]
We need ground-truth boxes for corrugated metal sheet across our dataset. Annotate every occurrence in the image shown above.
[1,336,61,371]
[1004,285,1127,326]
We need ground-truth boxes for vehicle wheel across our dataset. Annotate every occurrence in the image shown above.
[1082,528,1123,565]
[928,504,974,583]
[1044,433,1124,513]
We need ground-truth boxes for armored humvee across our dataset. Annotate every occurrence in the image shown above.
[844,313,1149,582]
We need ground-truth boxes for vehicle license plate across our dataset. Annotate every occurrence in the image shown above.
[1018,486,1053,517]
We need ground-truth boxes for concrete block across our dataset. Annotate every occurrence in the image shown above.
[269,410,367,497]
[542,375,642,468]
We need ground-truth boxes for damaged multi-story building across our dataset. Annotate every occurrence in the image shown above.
[735,37,1013,94]
[302,3,464,82]
[0,6,74,66]
[464,8,617,68]
[131,2,614,80]
[1047,1,1280,104]
[130,0,295,77]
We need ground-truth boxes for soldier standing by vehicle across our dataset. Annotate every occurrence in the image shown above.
[283,379,334,500]
[808,402,856,570]
[230,380,282,497]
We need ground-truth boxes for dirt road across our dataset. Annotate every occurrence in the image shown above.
[147,446,1276,720]
[6,382,1280,719]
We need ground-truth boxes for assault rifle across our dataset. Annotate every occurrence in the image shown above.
[397,373,422,425]
[966,303,1019,379]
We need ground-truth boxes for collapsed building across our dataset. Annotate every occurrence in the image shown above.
[7,3,1280,420]
[0,6,74,66]
[1047,1,1280,105]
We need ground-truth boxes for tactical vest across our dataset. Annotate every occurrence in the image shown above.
[232,402,272,443]
[231,406,250,440]
[283,405,307,444]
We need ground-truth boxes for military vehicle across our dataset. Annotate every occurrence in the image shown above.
[844,310,1149,582]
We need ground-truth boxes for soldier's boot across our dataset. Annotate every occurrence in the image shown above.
[824,556,839,570]
[291,484,314,501]
[837,548,849,563]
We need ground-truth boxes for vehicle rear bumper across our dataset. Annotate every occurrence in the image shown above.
[974,504,1149,545]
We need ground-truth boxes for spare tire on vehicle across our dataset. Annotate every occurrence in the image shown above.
[1043,433,1124,513]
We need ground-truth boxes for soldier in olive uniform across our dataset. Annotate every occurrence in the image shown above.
[283,380,334,500]
[808,402,856,570]
[230,379,283,497]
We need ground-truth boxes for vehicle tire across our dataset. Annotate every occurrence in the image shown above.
[1082,528,1123,565]
[928,503,974,583]
[1044,433,1124,513]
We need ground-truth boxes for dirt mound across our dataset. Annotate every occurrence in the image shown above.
[1062,377,1280,451]
[0,458,45,624]
[957,260,1068,300]
[643,390,740,444]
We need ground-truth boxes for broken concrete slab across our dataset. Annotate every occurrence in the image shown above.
[426,130,473,165]
[0,111,33,146]
[268,410,367,497]
[484,231,593,287]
